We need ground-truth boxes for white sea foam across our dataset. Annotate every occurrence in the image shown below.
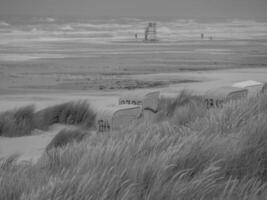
[2,18,267,42]
[0,53,67,62]
[75,23,133,29]
[0,21,10,26]
[60,25,74,31]
[0,54,40,61]
[0,18,267,59]
[39,17,56,23]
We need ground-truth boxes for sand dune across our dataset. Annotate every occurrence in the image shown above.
[0,67,266,162]
[0,125,65,162]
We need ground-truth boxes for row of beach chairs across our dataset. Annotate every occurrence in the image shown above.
[95,80,267,133]
[96,91,160,132]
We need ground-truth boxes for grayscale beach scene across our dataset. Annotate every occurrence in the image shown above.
[0,0,267,199]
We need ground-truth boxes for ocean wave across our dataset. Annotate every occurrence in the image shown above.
[30,28,44,33]
[39,17,56,23]
[231,19,259,25]
[0,21,10,26]
[157,26,173,33]
[174,19,197,24]
[75,23,133,29]
[60,25,74,31]
[0,53,66,62]
[1,18,267,45]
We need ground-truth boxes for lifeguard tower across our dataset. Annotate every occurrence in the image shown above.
[144,22,157,42]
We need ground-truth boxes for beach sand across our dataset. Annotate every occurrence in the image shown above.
[0,39,267,162]
[1,39,267,93]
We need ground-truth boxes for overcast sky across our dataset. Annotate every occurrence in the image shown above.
[1,0,267,20]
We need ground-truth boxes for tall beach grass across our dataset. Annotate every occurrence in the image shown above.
[34,100,96,130]
[0,105,35,137]
[0,93,267,199]
[0,100,95,137]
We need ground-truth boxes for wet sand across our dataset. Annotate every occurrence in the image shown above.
[1,39,267,93]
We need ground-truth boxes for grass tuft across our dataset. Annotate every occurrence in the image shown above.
[46,128,89,151]
[0,105,35,137]
[156,90,206,126]
[35,100,96,130]
[1,93,267,199]
[0,101,96,137]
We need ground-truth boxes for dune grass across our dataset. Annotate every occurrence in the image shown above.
[0,100,96,137]
[46,128,90,151]
[34,100,96,130]
[0,105,35,137]
[0,93,267,199]
[156,90,206,126]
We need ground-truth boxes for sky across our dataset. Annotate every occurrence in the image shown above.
[0,0,267,20]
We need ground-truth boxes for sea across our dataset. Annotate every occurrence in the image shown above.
[0,16,267,62]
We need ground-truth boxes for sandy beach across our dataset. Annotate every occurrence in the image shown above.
[0,67,267,112]
[1,35,267,163]
[1,66,267,162]
[1,2,267,197]
[1,12,267,198]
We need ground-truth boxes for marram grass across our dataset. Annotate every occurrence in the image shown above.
[0,100,95,137]
[1,93,267,199]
